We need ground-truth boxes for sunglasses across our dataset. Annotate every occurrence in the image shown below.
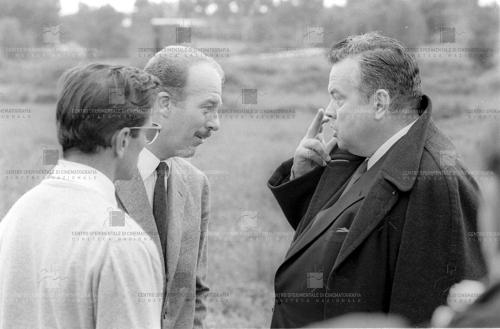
[129,122,162,145]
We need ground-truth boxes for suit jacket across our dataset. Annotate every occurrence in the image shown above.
[0,161,164,329]
[116,157,209,329]
[268,95,487,327]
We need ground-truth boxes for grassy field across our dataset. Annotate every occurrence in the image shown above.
[0,51,499,328]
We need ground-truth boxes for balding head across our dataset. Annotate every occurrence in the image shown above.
[144,46,224,102]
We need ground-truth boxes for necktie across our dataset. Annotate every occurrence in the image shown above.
[153,162,168,258]
[339,159,369,198]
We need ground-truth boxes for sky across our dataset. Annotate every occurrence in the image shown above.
[60,0,168,15]
[59,0,500,15]
[59,0,345,15]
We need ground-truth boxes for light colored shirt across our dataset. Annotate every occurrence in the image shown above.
[0,159,164,329]
[55,159,117,206]
[367,119,418,170]
[138,148,171,206]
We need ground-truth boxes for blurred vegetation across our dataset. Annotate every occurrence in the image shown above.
[0,0,499,68]
[0,0,59,45]
[0,49,498,120]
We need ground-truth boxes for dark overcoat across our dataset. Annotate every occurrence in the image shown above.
[268,96,487,327]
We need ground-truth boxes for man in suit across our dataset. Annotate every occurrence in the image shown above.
[115,46,223,329]
[0,64,164,328]
[268,32,487,327]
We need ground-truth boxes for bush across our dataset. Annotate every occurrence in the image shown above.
[466,5,499,70]
[0,18,35,58]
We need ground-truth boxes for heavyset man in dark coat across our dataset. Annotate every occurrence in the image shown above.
[268,32,487,327]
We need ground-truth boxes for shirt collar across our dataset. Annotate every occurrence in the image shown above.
[49,159,117,207]
[367,119,418,170]
[137,148,170,181]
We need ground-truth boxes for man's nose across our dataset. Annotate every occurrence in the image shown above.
[206,112,220,131]
[324,100,337,121]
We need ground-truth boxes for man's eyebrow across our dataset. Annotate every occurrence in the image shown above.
[200,97,222,106]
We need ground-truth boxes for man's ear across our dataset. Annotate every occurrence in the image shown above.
[112,128,130,158]
[373,89,390,121]
[154,91,173,118]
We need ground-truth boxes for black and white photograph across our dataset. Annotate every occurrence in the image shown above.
[0,0,499,328]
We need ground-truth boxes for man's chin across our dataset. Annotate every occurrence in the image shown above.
[336,139,358,156]
[336,138,345,150]
[174,146,196,158]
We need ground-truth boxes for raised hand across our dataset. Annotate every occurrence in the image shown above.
[291,108,337,179]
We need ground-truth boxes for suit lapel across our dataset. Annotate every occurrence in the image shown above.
[115,162,188,299]
[115,171,165,273]
[164,160,185,287]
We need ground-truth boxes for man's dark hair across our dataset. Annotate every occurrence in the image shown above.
[328,32,422,114]
[144,46,224,103]
[56,63,160,154]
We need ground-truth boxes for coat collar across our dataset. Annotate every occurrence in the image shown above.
[379,95,433,192]
[293,148,365,236]
[49,159,117,207]
[324,94,433,193]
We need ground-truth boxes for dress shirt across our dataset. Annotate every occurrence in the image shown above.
[138,148,171,206]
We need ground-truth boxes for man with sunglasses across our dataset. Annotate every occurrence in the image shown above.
[0,64,164,329]
[130,122,162,145]
[115,46,223,329]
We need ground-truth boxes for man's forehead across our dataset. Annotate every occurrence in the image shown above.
[185,63,222,95]
[184,88,222,103]
[328,58,360,91]
[184,87,222,106]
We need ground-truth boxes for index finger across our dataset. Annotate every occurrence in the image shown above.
[305,108,324,138]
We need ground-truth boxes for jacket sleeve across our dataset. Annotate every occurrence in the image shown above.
[267,158,325,230]
[194,174,210,329]
[389,160,487,325]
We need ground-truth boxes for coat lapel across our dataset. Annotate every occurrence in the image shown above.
[164,160,185,288]
[285,194,364,263]
[332,180,399,272]
[115,171,165,273]
[295,151,364,237]
[283,165,379,263]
